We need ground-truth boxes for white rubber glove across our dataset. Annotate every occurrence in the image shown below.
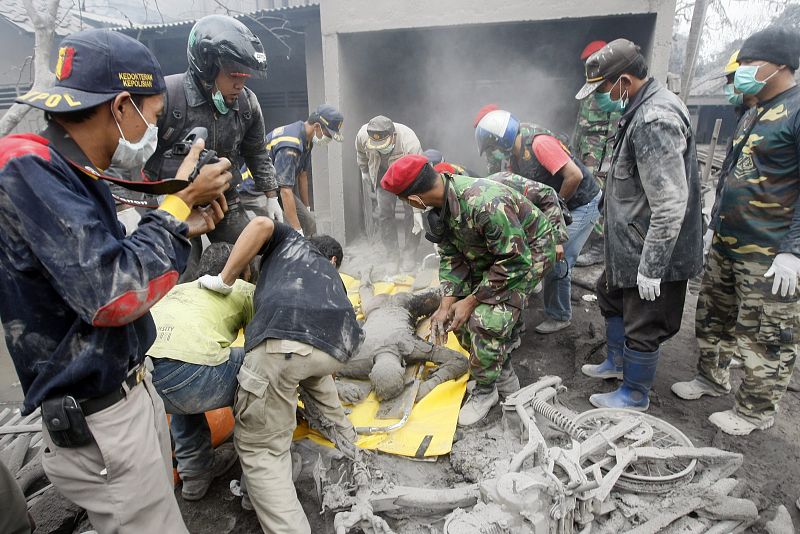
[636,272,661,301]
[764,253,800,297]
[411,211,424,235]
[703,229,714,259]
[265,196,284,222]
[198,274,233,295]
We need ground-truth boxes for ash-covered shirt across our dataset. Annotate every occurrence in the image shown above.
[715,85,800,263]
[148,280,255,366]
[244,222,363,362]
[0,126,191,414]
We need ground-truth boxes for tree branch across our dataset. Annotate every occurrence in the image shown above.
[0,0,61,136]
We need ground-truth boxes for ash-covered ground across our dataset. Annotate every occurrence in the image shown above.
[25,257,800,533]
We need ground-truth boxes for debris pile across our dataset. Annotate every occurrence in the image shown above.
[314,376,779,534]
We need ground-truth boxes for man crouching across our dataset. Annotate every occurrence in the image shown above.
[200,217,363,534]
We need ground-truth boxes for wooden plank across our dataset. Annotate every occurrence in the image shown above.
[0,424,41,436]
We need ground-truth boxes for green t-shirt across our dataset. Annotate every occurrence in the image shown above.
[148,280,255,366]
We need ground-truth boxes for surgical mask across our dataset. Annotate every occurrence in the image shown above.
[110,100,158,172]
[594,77,628,113]
[377,143,395,155]
[313,129,332,147]
[734,64,779,95]
[409,196,432,212]
[212,89,230,114]
[724,83,744,106]
[490,149,508,162]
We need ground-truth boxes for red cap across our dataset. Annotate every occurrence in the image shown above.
[434,162,457,174]
[580,40,607,61]
[381,154,429,195]
[473,104,499,128]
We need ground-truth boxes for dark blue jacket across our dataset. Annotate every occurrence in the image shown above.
[0,124,190,414]
[245,223,363,362]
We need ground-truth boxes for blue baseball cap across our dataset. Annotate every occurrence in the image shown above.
[309,104,344,142]
[17,29,165,113]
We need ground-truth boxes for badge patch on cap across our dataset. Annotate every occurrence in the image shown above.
[55,47,75,81]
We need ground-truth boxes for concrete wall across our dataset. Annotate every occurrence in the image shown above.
[319,0,676,242]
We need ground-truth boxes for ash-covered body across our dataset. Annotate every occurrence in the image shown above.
[337,284,468,402]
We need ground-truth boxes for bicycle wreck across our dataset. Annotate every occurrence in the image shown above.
[311,376,756,534]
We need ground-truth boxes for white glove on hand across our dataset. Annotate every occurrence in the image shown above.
[637,272,661,301]
[703,229,714,259]
[412,211,424,235]
[764,253,800,297]
[265,196,284,222]
[198,274,233,295]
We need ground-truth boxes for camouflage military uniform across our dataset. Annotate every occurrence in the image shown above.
[572,97,620,179]
[438,175,557,385]
[696,86,800,423]
[487,171,569,245]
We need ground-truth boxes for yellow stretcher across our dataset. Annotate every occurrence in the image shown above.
[293,274,468,458]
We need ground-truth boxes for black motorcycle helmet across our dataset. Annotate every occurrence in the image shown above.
[187,15,268,82]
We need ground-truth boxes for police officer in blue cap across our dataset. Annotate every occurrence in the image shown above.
[5,29,233,532]
[245,104,343,236]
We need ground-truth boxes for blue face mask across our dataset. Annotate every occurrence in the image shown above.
[724,83,744,106]
[734,64,779,95]
[594,77,627,113]
[212,89,230,114]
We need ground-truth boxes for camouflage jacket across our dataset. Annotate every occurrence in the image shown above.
[487,172,569,244]
[714,85,800,263]
[438,175,557,309]
[573,97,620,174]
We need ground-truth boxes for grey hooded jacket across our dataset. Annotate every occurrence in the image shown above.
[603,79,703,290]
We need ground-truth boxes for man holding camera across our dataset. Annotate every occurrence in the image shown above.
[3,29,232,532]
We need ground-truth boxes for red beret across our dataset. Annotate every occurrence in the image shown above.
[581,40,607,60]
[473,104,499,128]
[381,154,429,195]
[434,162,456,174]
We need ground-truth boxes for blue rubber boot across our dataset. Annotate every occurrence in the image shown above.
[581,316,624,379]
[589,344,660,411]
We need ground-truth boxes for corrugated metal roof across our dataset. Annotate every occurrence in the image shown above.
[111,2,319,32]
[0,1,128,35]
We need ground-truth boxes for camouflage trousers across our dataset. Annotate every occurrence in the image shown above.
[695,246,800,422]
[457,302,522,386]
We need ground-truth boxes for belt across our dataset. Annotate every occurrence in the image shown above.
[80,364,147,417]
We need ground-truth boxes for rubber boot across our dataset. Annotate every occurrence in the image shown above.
[589,344,659,411]
[582,316,624,379]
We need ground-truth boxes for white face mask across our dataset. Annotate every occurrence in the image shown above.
[312,128,332,147]
[110,99,158,172]
[377,143,395,155]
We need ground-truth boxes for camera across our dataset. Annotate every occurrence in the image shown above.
[172,127,220,182]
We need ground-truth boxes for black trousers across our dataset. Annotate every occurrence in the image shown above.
[595,270,688,352]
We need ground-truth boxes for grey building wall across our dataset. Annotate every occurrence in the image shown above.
[315,0,677,243]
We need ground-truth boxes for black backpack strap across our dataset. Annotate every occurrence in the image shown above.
[160,73,189,147]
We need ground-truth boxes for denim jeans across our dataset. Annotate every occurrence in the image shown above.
[543,191,602,321]
[150,348,245,480]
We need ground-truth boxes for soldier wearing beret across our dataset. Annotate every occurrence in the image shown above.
[381,155,557,426]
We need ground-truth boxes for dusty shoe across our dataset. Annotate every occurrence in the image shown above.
[671,377,729,400]
[181,444,239,501]
[575,247,603,267]
[458,386,499,427]
[708,409,775,436]
[534,319,571,334]
[495,365,520,397]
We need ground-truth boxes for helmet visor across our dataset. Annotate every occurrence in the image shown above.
[219,57,267,80]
